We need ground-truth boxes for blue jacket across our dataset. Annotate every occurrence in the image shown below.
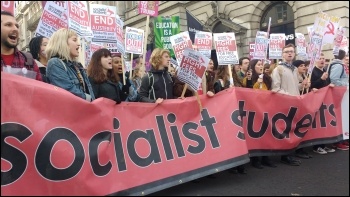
[46,57,95,101]
[329,59,348,87]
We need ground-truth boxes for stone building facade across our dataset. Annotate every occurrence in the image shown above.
[15,1,349,60]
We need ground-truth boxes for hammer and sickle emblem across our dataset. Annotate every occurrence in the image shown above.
[325,22,335,35]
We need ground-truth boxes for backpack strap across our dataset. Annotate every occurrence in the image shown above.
[19,51,34,70]
[328,62,345,78]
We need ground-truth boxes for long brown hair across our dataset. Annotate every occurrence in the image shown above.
[87,48,119,83]
[249,59,272,90]
[215,65,229,87]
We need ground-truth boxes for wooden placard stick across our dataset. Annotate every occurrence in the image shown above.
[141,15,150,71]
[121,56,126,85]
[181,84,188,98]
[194,91,203,112]
[130,53,133,79]
[227,64,234,86]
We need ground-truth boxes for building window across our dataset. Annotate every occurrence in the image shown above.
[261,2,293,28]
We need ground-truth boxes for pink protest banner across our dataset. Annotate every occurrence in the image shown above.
[213,33,239,65]
[1,72,347,195]
[68,1,92,37]
[194,31,212,59]
[253,31,269,60]
[138,1,159,17]
[269,33,285,59]
[90,4,117,43]
[34,1,68,37]
[170,31,193,66]
[249,42,255,60]
[295,33,307,59]
[178,48,209,91]
[1,1,15,14]
[125,27,144,55]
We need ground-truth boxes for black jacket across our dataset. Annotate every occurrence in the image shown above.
[310,67,330,89]
[88,77,121,104]
[139,68,174,103]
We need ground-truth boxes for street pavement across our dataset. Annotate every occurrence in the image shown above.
[151,147,349,196]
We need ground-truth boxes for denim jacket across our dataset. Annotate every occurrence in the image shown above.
[46,57,95,101]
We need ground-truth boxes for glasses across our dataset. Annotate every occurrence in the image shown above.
[283,50,295,54]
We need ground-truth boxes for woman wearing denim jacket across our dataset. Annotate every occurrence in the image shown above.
[45,28,95,101]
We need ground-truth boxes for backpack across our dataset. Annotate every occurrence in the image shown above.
[19,51,34,70]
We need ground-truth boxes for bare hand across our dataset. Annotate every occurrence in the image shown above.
[155,98,164,104]
[329,83,335,87]
[257,78,263,83]
[178,96,185,99]
[206,91,215,97]
[312,88,318,92]
[321,72,328,80]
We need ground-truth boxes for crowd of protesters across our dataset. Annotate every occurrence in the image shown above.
[1,10,349,174]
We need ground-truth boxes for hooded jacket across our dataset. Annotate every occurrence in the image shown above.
[138,67,174,103]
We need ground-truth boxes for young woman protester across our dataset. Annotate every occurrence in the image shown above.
[132,64,146,91]
[46,28,95,101]
[29,36,49,83]
[111,53,138,102]
[87,48,121,104]
[242,59,277,169]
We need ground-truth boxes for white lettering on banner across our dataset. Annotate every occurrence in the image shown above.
[70,3,85,19]
[93,16,114,25]
[155,22,178,29]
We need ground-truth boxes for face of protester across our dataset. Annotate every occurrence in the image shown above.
[101,55,112,71]
[264,68,270,75]
[208,60,214,72]
[138,66,146,78]
[282,47,295,63]
[40,37,49,58]
[254,61,263,74]
[168,65,175,76]
[316,55,325,68]
[1,14,20,49]
[234,64,240,72]
[240,59,250,72]
[112,56,123,74]
[297,64,306,74]
[161,52,170,67]
[68,35,80,58]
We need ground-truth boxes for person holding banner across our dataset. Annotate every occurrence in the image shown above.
[1,11,42,81]
[328,49,349,150]
[242,59,272,90]
[132,64,146,91]
[29,36,49,83]
[111,53,138,102]
[294,60,311,95]
[87,48,121,104]
[241,59,276,169]
[271,43,302,166]
[138,48,174,103]
[310,53,337,154]
[46,28,95,102]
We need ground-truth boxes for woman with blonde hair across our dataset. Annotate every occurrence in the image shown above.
[46,28,95,101]
[138,48,174,103]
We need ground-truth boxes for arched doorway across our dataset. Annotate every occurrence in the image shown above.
[260,2,295,45]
